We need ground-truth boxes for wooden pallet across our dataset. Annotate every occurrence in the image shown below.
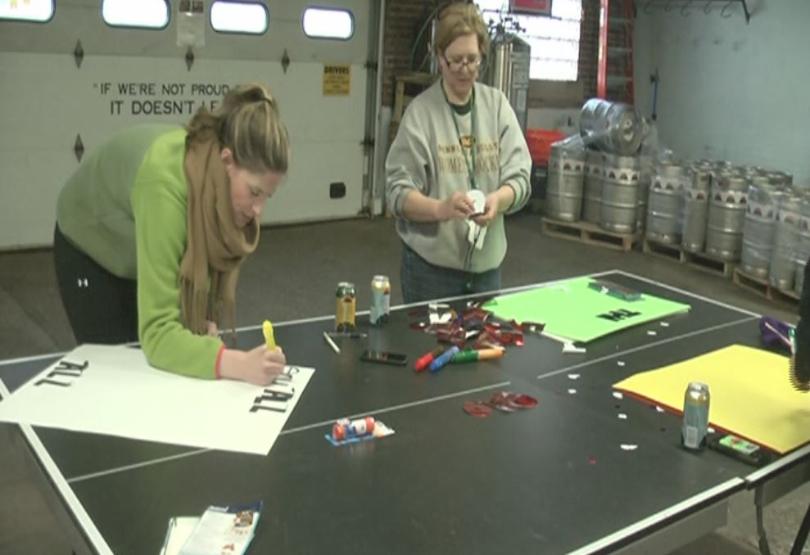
[682,249,736,279]
[733,267,800,305]
[388,72,437,150]
[541,217,640,252]
[642,238,682,263]
[392,72,436,122]
[642,238,736,279]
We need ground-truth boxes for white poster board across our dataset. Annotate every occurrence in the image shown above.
[0,344,314,455]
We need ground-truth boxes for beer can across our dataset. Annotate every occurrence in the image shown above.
[370,275,391,326]
[335,282,356,332]
[681,382,710,450]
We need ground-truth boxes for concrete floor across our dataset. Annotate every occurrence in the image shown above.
[0,211,807,554]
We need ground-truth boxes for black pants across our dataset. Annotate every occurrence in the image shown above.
[53,224,138,344]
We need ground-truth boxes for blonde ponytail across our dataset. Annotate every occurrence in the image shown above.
[186,82,289,174]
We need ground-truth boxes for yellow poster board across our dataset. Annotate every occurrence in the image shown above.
[613,345,810,454]
[323,64,351,96]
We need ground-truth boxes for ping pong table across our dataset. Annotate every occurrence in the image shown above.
[2,270,809,554]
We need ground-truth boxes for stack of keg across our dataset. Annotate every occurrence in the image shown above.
[544,142,586,222]
[633,148,802,291]
[543,100,807,296]
[544,98,645,233]
[730,167,808,296]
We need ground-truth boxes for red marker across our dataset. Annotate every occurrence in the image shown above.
[414,347,444,373]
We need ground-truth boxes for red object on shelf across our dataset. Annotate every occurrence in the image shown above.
[525,129,566,165]
[509,0,552,16]
[597,0,635,104]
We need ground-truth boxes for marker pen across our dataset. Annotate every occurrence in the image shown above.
[451,347,505,364]
[428,346,460,373]
[263,320,276,349]
[414,347,444,373]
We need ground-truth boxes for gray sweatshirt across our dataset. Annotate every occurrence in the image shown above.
[386,80,531,272]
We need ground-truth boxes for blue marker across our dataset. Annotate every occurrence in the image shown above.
[429,346,460,373]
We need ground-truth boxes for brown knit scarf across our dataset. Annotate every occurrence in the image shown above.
[180,134,259,337]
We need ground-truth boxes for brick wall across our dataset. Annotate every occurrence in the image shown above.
[381,0,440,108]
[578,0,600,100]
[577,0,635,103]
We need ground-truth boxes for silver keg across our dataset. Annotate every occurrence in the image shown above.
[582,149,604,224]
[646,161,685,244]
[544,143,585,222]
[769,191,802,290]
[742,165,767,179]
[797,257,808,296]
[681,162,712,253]
[600,154,640,233]
[636,156,653,232]
[767,171,793,189]
[579,98,643,156]
[795,197,810,295]
[705,173,748,261]
[740,178,779,277]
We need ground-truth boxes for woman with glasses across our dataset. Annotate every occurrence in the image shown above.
[385,2,531,303]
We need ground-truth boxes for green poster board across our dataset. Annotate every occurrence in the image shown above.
[482,277,690,343]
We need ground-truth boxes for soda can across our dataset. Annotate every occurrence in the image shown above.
[681,382,710,450]
[370,275,391,326]
[335,282,356,332]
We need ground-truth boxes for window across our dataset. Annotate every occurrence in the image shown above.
[211,1,268,34]
[102,0,169,29]
[0,0,53,22]
[476,0,582,81]
[302,7,353,40]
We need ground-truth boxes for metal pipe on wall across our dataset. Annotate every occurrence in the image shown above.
[483,30,531,133]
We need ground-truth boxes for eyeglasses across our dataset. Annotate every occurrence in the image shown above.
[443,54,482,72]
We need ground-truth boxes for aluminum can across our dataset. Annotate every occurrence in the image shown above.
[335,282,356,332]
[681,382,710,450]
[370,275,391,326]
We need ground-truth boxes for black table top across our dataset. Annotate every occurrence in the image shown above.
[1,271,804,555]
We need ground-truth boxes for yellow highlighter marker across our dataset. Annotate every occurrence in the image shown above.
[262,320,276,349]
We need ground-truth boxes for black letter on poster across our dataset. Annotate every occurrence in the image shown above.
[35,359,88,387]
[597,309,641,322]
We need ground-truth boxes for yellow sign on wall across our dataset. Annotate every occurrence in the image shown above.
[323,64,350,96]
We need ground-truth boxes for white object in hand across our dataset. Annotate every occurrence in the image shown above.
[467,220,487,250]
[467,189,486,215]
[465,190,488,249]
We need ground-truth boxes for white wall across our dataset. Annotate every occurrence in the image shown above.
[527,107,580,133]
[634,0,810,186]
[0,0,374,249]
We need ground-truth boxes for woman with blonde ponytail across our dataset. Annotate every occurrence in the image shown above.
[54,83,291,385]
